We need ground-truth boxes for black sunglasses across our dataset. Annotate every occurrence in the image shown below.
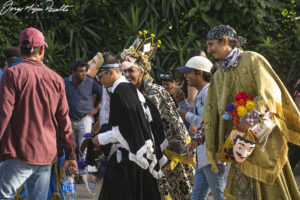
[160,74,173,79]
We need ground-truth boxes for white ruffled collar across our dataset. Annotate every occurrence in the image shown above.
[111,76,128,93]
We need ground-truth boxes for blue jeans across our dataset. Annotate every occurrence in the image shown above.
[190,164,225,200]
[0,158,51,200]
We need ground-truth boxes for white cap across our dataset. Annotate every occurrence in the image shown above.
[177,56,213,73]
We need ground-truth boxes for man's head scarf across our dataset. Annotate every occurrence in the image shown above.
[206,25,247,44]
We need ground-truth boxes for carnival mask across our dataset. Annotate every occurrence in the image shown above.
[233,135,256,163]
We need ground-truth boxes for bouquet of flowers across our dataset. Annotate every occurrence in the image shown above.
[220,92,275,163]
[222,92,256,126]
[220,92,257,163]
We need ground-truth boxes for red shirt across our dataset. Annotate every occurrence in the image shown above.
[0,59,76,165]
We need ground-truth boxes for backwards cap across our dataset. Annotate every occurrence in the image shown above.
[19,27,48,53]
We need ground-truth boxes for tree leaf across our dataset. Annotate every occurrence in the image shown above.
[215,1,223,10]
[186,7,198,18]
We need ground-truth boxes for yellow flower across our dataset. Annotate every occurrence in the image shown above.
[143,30,148,34]
[186,136,191,144]
[237,105,248,117]
[158,40,161,44]
[157,44,160,48]
[150,33,155,37]
[138,31,143,35]
[245,100,256,111]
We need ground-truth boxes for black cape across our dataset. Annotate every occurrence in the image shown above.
[99,81,167,200]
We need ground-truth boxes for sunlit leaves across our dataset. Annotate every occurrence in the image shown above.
[0,0,299,89]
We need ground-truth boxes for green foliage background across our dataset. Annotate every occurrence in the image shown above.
[0,0,299,91]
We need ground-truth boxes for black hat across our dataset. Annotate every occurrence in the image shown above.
[4,47,20,59]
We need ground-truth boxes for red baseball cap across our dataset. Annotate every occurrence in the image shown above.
[19,27,48,52]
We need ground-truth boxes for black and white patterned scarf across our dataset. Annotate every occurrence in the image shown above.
[220,47,243,71]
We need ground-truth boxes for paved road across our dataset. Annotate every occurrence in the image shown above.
[77,176,300,200]
[77,179,102,200]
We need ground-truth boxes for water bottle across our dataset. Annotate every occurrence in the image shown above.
[62,170,77,200]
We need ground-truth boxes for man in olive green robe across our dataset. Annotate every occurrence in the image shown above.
[187,25,300,200]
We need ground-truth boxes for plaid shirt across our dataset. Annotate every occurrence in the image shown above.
[193,123,205,144]
[244,107,270,126]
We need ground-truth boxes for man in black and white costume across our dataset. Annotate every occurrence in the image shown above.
[91,53,168,200]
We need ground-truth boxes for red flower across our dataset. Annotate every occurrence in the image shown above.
[239,99,245,105]
[235,92,249,101]
[229,111,237,119]
[233,103,239,108]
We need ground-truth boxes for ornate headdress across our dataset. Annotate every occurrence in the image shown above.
[121,30,161,81]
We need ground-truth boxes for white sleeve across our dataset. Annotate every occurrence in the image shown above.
[178,99,193,112]
[185,112,202,127]
[97,130,118,145]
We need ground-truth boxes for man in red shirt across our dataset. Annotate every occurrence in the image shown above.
[0,27,77,199]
